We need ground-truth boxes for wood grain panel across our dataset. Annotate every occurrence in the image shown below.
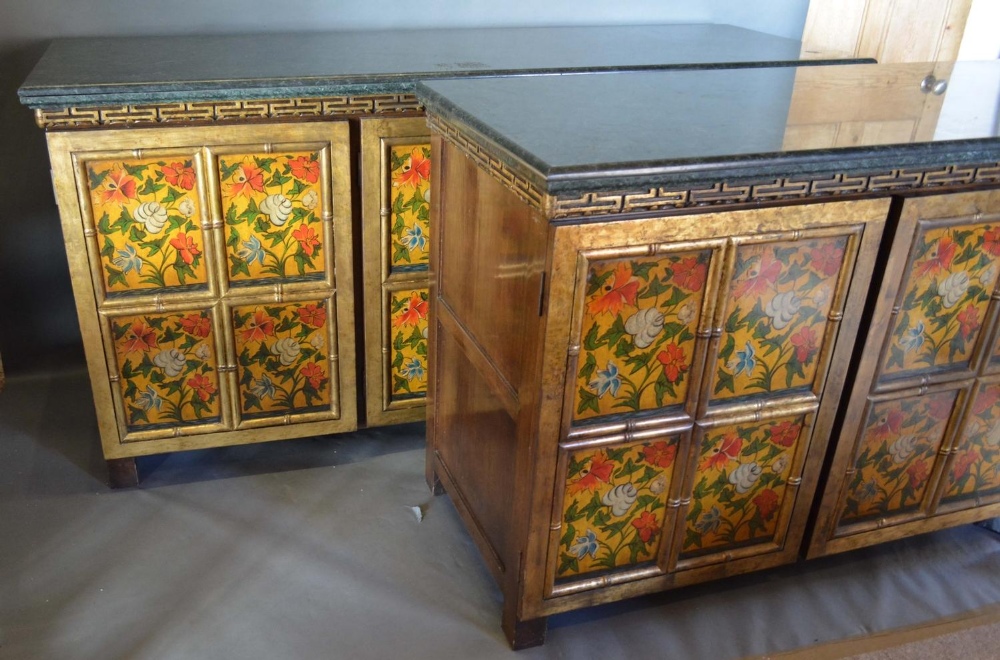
[436,137,547,397]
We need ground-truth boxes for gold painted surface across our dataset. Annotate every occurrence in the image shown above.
[711,236,847,402]
[882,222,1000,379]
[557,437,680,579]
[944,382,1000,502]
[110,309,221,429]
[574,252,711,421]
[219,151,326,284]
[840,392,957,523]
[388,288,429,401]
[86,156,209,294]
[388,144,431,269]
[233,300,332,417]
[681,416,803,558]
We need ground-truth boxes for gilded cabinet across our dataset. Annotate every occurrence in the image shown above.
[419,63,1000,647]
[423,124,889,646]
[809,189,1000,556]
[46,123,357,475]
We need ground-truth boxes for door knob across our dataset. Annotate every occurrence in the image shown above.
[921,75,948,95]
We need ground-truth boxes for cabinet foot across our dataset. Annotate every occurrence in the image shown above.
[426,467,445,495]
[503,614,547,650]
[975,518,1000,536]
[107,458,139,488]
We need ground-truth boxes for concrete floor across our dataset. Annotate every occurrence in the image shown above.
[2,369,1000,659]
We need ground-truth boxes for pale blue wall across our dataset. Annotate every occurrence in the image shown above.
[0,1,809,374]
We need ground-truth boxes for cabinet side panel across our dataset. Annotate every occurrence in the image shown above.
[436,142,544,397]
[428,136,548,589]
[434,327,517,579]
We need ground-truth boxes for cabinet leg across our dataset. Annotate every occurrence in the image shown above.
[502,612,547,650]
[107,458,139,488]
[425,464,445,495]
[975,518,1000,536]
[425,450,445,495]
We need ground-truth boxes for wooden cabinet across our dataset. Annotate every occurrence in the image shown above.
[419,62,1000,647]
[46,123,357,479]
[424,129,888,647]
[809,189,1000,557]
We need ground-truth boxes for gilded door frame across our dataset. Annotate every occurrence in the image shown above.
[360,116,432,426]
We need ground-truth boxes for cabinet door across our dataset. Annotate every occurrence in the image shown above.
[809,190,1000,558]
[541,200,887,597]
[360,118,432,426]
[47,123,356,457]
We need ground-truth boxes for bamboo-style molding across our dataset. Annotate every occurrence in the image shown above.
[34,94,423,129]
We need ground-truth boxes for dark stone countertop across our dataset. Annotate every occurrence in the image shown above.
[18,24,816,108]
[417,61,1000,195]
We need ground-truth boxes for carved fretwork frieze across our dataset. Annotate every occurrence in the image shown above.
[426,114,546,210]
[548,164,1000,219]
[34,94,424,129]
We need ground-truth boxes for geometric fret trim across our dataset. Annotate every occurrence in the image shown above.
[426,114,545,210]
[549,164,1000,219]
[35,94,423,129]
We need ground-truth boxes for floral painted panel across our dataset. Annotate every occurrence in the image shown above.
[233,300,332,417]
[573,251,712,422]
[557,438,680,579]
[882,223,1000,379]
[389,288,429,401]
[681,416,804,558]
[220,151,326,284]
[711,236,847,402]
[110,310,221,430]
[840,392,956,523]
[388,144,431,270]
[87,157,209,294]
[943,382,1000,503]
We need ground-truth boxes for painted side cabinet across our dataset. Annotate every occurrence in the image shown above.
[46,123,357,480]
[809,189,1000,556]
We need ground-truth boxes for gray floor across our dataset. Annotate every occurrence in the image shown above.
[2,369,1000,660]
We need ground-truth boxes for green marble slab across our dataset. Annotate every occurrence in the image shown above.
[417,61,1000,195]
[19,24,815,108]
